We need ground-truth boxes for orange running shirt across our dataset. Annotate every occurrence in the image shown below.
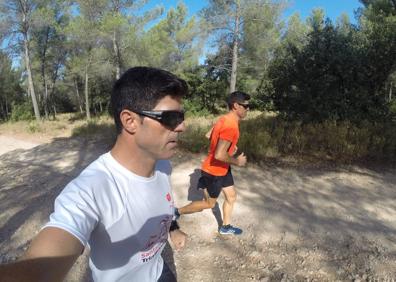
[201,113,240,176]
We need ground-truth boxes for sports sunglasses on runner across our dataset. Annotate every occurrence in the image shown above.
[134,110,185,130]
[237,103,250,109]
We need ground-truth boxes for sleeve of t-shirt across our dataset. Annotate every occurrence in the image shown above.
[218,124,236,143]
[43,181,99,247]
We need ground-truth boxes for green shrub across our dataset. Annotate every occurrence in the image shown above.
[10,102,34,121]
[27,121,41,133]
[183,100,212,117]
[389,100,396,116]
[179,113,396,164]
[72,119,116,145]
[239,114,278,159]
[179,123,210,153]
[68,112,87,122]
[239,130,273,160]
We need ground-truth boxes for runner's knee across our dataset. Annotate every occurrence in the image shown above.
[208,201,217,209]
[225,192,237,204]
[204,198,217,209]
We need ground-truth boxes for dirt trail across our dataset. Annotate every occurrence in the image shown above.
[0,135,40,156]
[0,135,395,281]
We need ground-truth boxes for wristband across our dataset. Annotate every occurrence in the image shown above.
[169,220,180,232]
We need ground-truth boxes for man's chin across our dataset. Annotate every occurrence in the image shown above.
[158,150,176,160]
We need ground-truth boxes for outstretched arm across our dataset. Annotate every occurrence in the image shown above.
[0,227,84,282]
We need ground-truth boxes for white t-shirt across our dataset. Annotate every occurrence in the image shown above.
[44,152,175,282]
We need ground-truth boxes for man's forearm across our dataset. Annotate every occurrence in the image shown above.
[0,255,78,282]
[214,153,239,166]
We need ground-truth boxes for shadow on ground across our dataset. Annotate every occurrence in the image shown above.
[1,137,396,281]
[185,168,223,228]
[0,136,114,280]
[169,153,396,281]
[0,135,183,281]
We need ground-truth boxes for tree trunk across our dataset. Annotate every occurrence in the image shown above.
[0,102,4,120]
[44,80,49,119]
[5,95,9,120]
[113,30,121,79]
[49,65,60,120]
[84,65,90,120]
[41,26,50,120]
[390,82,393,101]
[51,98,56,120]
[23,31,40,122]
[74,78,83,113]
[229,1,240,93]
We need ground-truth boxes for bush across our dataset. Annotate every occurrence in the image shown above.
[389,100,396,117]
[27,121,41,133]
[72,119,116,145]
[179,123,210,153]
[239,114,277,160]
[180,113,396,164]
[10,102,34,121]
[183,99,211,117]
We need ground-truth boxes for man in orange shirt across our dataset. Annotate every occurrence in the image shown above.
[175,91,250,235]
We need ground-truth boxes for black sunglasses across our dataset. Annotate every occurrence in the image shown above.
[237,103,250,109]
[134,110,185,129]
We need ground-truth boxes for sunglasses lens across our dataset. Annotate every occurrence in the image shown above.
[162,111,184,129]
[238,103,249,109]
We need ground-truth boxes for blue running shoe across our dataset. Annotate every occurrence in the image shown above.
[219,224,243,235]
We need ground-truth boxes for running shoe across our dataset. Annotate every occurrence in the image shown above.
[219,224,243,235]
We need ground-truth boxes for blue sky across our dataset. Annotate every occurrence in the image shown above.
[144,0,364,63]
[3,0,364,66]
[284,0,363,23]
[148,0,363,23]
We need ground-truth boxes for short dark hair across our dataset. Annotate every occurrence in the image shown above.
[111,66,188,133]
[227,91,251,109]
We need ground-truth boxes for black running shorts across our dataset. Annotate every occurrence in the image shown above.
[197,168,234,198]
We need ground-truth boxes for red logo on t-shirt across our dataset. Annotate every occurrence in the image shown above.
[166,193,171,202]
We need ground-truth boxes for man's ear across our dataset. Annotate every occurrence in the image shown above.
[120,109,140,134]
[232,102,238,111]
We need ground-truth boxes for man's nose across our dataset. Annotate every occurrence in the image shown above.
[174,120,186,132]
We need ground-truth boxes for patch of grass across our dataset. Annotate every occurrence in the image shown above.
[0,113,113,141]
[27,121,42,133]
[68,112,89,122]
[180,112,396,164]
[179,123,211,153]
[10,102,34,121]
[2,111,394,165]
[72,118,115,135]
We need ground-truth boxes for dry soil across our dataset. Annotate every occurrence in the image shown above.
[0,134,395,282]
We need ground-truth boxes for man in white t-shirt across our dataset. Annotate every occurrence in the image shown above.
[0,67,188,281]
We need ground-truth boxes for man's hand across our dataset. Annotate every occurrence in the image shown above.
[236,152,247,167]
[169,229,187,251]
[214,139,248,167]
